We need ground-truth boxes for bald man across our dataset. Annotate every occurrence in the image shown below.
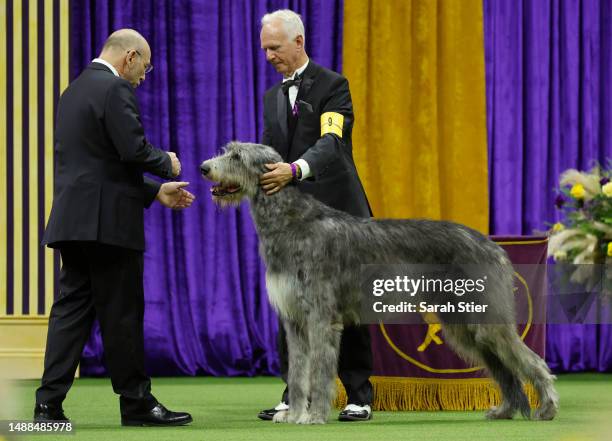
[35,29,193,426]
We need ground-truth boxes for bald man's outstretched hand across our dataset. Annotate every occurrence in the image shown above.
[156,181,195,210]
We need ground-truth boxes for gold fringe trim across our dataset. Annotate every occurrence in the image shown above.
[334,376,539,411]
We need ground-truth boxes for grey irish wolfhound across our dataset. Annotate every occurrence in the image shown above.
[200,142,559,424]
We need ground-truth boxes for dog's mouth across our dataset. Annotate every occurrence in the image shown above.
[210,182,242,197]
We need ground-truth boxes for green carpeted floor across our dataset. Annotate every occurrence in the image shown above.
[4,374,612,441]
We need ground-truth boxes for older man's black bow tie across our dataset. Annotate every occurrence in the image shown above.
[281,75,302,94]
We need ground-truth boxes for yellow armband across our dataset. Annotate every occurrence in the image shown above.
[320,112,344,138]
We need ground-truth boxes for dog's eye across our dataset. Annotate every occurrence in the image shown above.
[231,153,240,161]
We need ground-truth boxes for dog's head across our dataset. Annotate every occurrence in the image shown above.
[200,142,282,205]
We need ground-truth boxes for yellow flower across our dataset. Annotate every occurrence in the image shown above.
[552,222,564,232]
[570,183,585,200]
[602,182,612,197]
[553,250,567,261]
[608,242,612,257]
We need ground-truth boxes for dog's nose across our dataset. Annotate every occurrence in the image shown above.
[200,163,210,176]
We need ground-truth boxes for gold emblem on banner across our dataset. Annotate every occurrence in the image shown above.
[320,112,344,137]
[380,272,533,374]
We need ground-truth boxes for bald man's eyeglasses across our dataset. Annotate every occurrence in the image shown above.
[130,49,153,74]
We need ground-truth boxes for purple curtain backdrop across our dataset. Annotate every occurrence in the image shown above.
[484,0,612,371]
[72,0,344,376]
[71,0,611,376]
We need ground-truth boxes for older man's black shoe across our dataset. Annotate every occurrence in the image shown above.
[257,407,279,421]
[338,405,372,421]
[34,403,69,422]
[257,401,289,421]
[121,403,192,426]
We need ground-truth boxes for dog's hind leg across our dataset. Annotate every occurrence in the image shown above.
[479,346,530,419]
[476,325,558,420]
[303,319,342,424]
[442,324,529,420]
[505,338,558,420]
[279,319,310,424]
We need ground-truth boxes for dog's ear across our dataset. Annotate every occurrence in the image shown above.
[258,163,272,175]
[254,143,283,164]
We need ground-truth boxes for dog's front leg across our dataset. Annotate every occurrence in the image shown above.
[305,320,342,424]
[281,319,310,424]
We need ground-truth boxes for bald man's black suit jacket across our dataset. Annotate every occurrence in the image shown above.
[43,62,172,251]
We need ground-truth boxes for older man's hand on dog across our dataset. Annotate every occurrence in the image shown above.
[156,181,196,209]
[260,162,294,195]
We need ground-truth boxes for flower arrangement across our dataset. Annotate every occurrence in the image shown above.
[547,164,612,285]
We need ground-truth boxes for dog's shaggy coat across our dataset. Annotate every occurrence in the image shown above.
[200,142,558,424]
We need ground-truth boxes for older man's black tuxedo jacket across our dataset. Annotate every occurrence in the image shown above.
[262,61,371,217]
[43,62,172,251]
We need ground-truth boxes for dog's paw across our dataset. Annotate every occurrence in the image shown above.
[294,413,312,424]
[273,410,289,423]
[286,411,300,424]
[296,413,326,425]
[485,405,515,420]
[287,407,309,424]
[533,400,558,421]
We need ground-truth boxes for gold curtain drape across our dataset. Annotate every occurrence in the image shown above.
[344,0,489,233]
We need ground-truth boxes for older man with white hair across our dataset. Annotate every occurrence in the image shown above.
[258,10,374,422]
